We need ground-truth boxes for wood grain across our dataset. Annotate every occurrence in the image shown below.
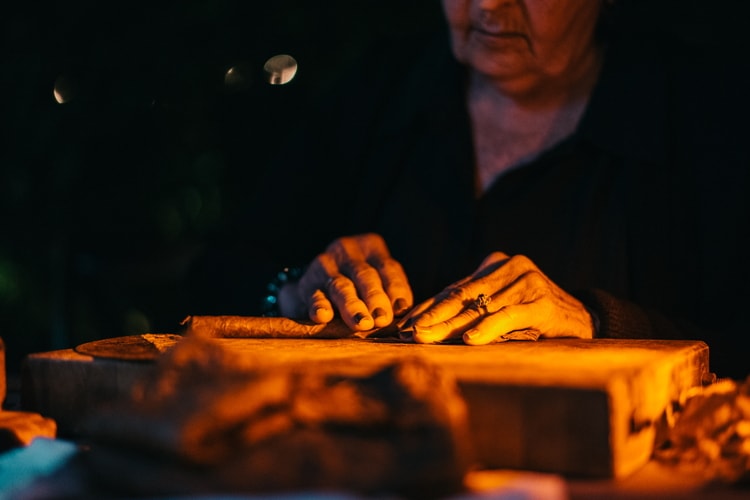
[21,337,709,478]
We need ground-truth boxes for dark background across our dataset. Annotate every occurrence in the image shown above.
[0,1,742,375]
[1,1,446,374]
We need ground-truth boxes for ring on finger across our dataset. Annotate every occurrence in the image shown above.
[471,293,492,314]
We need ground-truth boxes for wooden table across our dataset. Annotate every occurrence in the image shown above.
[22,336,709,480]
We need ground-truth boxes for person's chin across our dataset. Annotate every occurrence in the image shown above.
[467,50,526,79]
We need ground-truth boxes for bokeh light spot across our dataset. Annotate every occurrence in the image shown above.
[53,75,75,104]
[263,54,298,85]
[224,63,253,91]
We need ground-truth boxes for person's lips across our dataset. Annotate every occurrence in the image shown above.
[471,28,530,49]
[473,26,526,38]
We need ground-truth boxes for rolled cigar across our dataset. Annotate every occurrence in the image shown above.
[180,315,397,339]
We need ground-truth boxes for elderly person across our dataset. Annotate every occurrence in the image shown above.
[204,0,749,379]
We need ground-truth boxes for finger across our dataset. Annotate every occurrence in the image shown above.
[327,235,390,328]
[460,265,577,344]
[412,303,484,344]
[372,257,413,316]
[337,234,409,322]
[297,254,339,321]
[405,273,475,329]
[412,282,483,329]
[411,288,497,343]
[397,296,436,326]
[463,304,535,345]
[474,251,511,277]
[459,264,548,345]
[396,295,438,340]
[415,253,531,326]
[360,234,413,315]
[412,257,534,343]
[326,273,375,331]
[347,260,393,328]
[297,253,372,328]
[307,289,334,323]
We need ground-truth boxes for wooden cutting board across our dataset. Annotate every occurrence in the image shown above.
[21,336,709,479]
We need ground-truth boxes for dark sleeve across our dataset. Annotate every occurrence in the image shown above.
[573,288,703,341]
[573,288,750,381]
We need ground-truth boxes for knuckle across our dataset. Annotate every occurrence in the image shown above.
[509,253,533,268]
[327,275,348,290]
[325,276,350,300]
[361,232,384,245]
[349,261,377,282]
[482,251,509,267]
[525,271,546,287]
[313,252,337,273]
[310,289,328,304]
[326,235,356,257]
[342,298,364,311]
[325,238,344,253]
[377,257,401,275]
[363,288,388,303]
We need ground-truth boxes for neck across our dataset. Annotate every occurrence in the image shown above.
[469,74,592,137]
[467,49,603,194]
[475,46,604,112]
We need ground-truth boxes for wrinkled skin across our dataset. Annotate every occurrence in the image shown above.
[279,0,603,341]
[280,234,594,342]
[399,251,595,344]
[279,233,413,331]
[443,0,604,101]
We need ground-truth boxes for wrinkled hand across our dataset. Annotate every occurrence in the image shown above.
[278,233,413,331]
[399,252,595,344]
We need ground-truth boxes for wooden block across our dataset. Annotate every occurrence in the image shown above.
[21,349,156,436]
[21,337,709,478]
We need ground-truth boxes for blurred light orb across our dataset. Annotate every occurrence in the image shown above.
[53,75,75,104]
[224,63,253,91]
[263,54,298,85]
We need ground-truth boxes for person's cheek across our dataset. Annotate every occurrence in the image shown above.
[442,0,469,29]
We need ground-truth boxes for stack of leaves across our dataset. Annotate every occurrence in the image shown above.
[654,376,750,484]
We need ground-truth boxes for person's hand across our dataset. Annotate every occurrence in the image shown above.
[399,252,595,344]
[278,233,413,331]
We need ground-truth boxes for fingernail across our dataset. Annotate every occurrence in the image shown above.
[372,307,387,320]
[393,298,408,315]
[398,328,414,341]
[413,325,434,343]
[464,328,479,340]
[353,313,374,331]
[314,307,333,323]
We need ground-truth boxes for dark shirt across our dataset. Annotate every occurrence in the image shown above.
[199,30,750,379]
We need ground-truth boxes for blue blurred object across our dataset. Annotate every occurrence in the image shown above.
[0,438,78,500]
